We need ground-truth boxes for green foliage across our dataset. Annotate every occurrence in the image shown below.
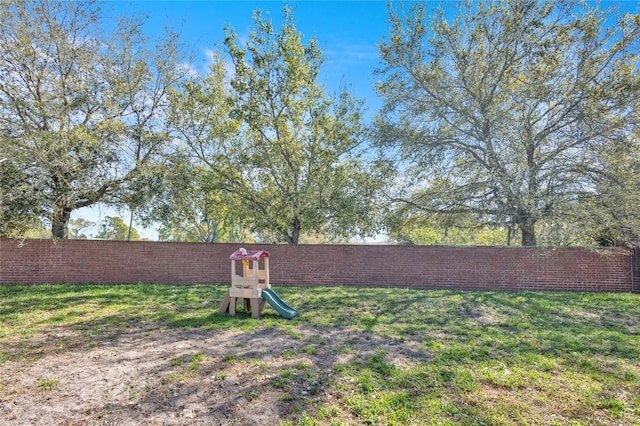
[406,226,506,246]
[162,53,250,242]
[37,378,59,391]
[0,154,43,237]
[0,0,187,238]
[172,6,387,244]
[141,152,247,243]
[96,216,139,241]
[69,218,95,239]
[578,133,640,247]
[376,0,640,246]
[187,352,206,373]
[390,213,509,246]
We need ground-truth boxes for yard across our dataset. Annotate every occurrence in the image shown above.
[0,284,639,425]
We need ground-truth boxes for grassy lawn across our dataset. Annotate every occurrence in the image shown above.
[1,283,639,425]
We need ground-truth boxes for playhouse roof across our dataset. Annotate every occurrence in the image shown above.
[229,249,270,261]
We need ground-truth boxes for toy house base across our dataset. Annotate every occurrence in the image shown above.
[218,289,267,319]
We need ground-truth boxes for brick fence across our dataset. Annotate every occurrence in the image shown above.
[1,239,637,292]
[634,246,640,293]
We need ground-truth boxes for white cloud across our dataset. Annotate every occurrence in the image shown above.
[324,41,379,68]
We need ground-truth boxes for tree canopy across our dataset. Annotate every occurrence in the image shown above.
[139,152,247,243]
[172,7,386,244]
[96,216,139,241]
[0,0,186,238]
[2,0,637,247]
[376,0,640,246]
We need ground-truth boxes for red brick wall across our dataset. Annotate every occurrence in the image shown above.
[0,239,634,292]
[633,247,640,293]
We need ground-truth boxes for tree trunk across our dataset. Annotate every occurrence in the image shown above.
[51,204,72,239]
[127,209,135,241]
[284,217,301,245]
[519,223,537,246]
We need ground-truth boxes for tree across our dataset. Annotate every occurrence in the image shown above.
[69,218,95,239]
[0,0,186,238]
[0,150,42,236]
[388,212,508,246]
[96,216,139,241]
[141,152,247,243]
[173,7,385,244]
[577,131,640,247]
[376,0,639,246]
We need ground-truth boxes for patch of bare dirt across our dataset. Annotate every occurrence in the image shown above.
[0,323,429,425]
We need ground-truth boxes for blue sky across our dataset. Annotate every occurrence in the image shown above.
[102,0,639,120]
[104,1,397,116]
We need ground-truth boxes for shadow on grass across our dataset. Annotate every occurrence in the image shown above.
[3,284,639,364]
[1,284,639,424]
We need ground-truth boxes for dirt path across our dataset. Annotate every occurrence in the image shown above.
[0,323,426,425]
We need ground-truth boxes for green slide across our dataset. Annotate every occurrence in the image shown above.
[262,288,297,319]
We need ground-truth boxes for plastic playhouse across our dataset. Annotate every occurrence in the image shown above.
[218,248,297,320]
